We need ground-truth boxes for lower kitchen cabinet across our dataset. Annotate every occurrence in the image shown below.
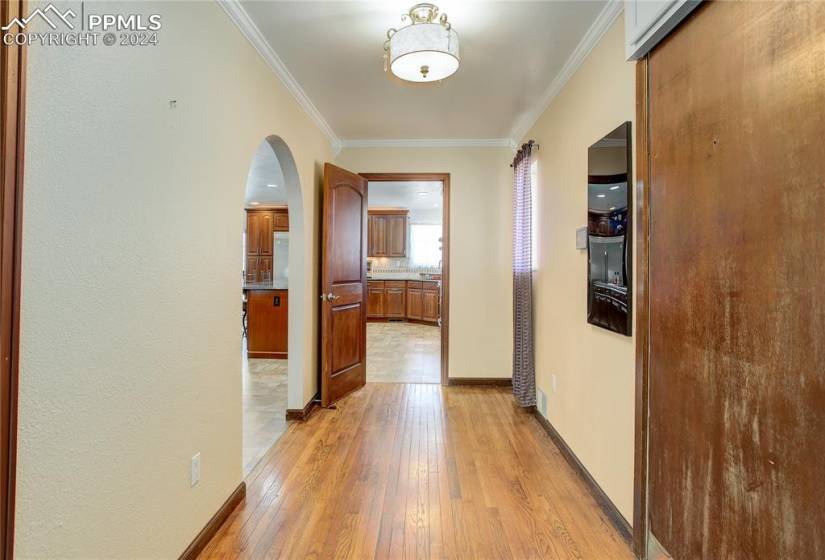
[386,281,406,318]
[422,288,439,323]
[246,289,288,358]
[367,281,385,318]
[368,279,439,324]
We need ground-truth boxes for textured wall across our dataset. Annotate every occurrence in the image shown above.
[18,1,331,557]
[336,147,513,379]
[521,17,637,521]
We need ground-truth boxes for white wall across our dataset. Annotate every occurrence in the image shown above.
[337,147,513,379]
[18,1,331,557]
[522,17,637,521]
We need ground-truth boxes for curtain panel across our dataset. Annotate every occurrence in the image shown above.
[512,142,536,407]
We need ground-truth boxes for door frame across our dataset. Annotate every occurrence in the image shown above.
[633,55,651,560]
[359,172,450,386]
[0,0,27,556]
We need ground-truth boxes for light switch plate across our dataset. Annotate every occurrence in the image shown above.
[576,227,588,250]
[190,452,201,487]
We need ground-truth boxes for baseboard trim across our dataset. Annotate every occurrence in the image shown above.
[532,411,632,544]
[247,351,287,359]
[285,393,320,421]
[179,481,246,560]
[448,377,512,386]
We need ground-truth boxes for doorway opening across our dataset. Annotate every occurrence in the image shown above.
[241,136,304,475]
[362,174,450,385]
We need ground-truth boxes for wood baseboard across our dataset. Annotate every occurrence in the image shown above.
[247,351,287,359]
[448,377,512,386]
[285,394,320,421]
[179,481,245,560]
[532,410,632,544]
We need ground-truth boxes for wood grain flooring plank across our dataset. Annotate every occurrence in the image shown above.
[199,384,633,560]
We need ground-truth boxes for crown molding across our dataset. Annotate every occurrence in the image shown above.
[339,138,514,149]
[217,0,341,152]
[509,1,624,144]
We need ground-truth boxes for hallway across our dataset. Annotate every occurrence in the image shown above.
[200,384,632,559]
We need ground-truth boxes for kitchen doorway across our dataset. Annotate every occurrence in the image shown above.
[362,174,450,385]
[240,136,304,475]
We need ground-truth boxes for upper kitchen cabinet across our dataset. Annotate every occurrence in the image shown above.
[368,209,408,258]
[247,210,274,256]
[624,0,700,60]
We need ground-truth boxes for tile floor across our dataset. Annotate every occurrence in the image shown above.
[367,321,441,383]
[242,355,288,475]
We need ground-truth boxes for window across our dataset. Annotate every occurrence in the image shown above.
[410,224,441,267]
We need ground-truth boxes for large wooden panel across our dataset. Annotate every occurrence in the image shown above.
[246,210,273,256]
[321,164,367,406]
[0,1,25,554]
[367,281,385,318]
[385,282,405,318]
[647,3,825,558]
[385,214,406,257]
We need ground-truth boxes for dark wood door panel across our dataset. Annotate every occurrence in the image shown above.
[321,163,368,407]
[647,2,825,558]
[332,186,364,283]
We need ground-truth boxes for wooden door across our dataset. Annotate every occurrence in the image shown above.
[0,1,25,553]
[321,164,368,406]
[385,281,406,318]
[645,3,825,558]
[367,281,385,318]
[386,214,406,257]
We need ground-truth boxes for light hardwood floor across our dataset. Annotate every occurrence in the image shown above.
[201,383,633,559]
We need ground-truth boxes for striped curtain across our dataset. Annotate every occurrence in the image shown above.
[512,142,536,407]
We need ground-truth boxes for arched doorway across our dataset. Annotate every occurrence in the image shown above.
[241,135,304,474]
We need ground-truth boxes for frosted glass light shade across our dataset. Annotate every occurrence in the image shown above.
[389,23,459,82]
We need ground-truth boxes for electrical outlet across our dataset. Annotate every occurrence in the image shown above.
[551,374,557,393]
[190,452,201,487]
[537,387,548,416]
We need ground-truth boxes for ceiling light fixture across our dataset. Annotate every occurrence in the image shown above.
[609,185,620,190]
[266,184,278,188]
[418,191,428,196]
[250,201,260,206]
[384,3,460,83]
[597,194,606,198]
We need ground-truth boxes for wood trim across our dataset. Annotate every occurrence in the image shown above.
[447,377,512,387]
[366,208,409,216]
[178,482,246,560]
[360,173,450,387]
[285,394,320,421]
[633,55,651,560]
[247,351,287,359]
[532,410,632,545]
[587,173,628,184]
[1,2,26,557]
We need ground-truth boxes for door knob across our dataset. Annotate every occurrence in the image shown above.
[320,293,341,302]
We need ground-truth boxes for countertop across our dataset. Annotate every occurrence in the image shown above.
[367,272,441,281]
[243,281,288,290]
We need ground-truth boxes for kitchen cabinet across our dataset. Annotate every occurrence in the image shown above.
[385,281,406,318]
[246,208,288,283]
[367,279,439,324]
[368,210,408,257]
[422,282,439,323]
[367,280,385,318]
[246,289,288,358]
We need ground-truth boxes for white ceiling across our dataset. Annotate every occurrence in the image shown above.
[233,1,618,143]
[245,139,288,207]
[368,181,442,210]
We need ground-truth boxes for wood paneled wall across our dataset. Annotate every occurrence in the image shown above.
[641,2,825,558]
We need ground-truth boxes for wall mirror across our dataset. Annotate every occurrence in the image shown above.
[587,121,632,336]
